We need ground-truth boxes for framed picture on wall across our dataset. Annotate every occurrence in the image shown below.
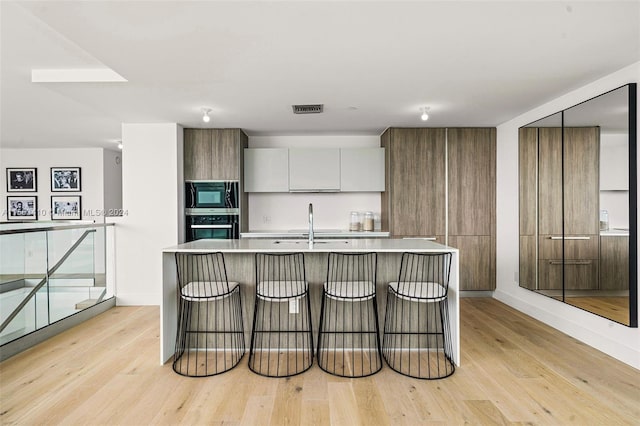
[51,167,81,192]
[6,168,37,192]
[51,195,81,220]
[7,196,38,220]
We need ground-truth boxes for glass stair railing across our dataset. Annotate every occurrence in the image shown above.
[0,222,115,348]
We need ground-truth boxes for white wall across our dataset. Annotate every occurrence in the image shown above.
[114,123,183,305]
[248,135,381,230]
[1,148,106,222]
[495,61,640,368]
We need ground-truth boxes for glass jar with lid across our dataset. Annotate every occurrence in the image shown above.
[600,210,609,231]
[349,211,362,231]
[363,211,374,231]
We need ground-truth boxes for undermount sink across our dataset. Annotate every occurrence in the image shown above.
[273,240,349,245]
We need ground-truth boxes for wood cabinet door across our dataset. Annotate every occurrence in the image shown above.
[448,235,494,291]
[447,128,495,236]
[184,129,243,180]
[211,129,242,180]
[537,260,563,291]
[600,236,630,290]
[563,127,599,235]
[519,127,537,236]
[447,128,496,291]
[387,128,446,237]
[539,258,598,290]
[184,128,212,180]
[538,128,563,235]
[519,236,537,290]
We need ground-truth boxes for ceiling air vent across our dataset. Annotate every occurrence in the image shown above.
[292,104,324,114]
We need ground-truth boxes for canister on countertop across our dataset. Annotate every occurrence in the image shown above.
[600,210,609,231]
[350,211,362,231]
[363,211,374,231]
[374,213,381,231]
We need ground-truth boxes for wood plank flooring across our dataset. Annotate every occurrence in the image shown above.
[1,298,639,425]
[565,296,629,325]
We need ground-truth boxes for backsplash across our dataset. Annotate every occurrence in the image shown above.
[248,192,380,231]
[600,190,630,229]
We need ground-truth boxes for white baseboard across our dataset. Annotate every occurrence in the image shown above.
[116,293,160,306]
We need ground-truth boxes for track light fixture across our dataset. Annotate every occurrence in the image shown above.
[202,108,211,123]
[420,106,430,121]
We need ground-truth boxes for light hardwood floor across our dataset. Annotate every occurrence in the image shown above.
[565,296,629,325]
[1,298,639,425]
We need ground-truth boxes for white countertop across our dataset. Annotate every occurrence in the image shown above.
[600,229,630,237]
[240,229,390,239]
[163,238,456,253]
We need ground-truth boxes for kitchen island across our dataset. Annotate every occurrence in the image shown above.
[161,238,460,366]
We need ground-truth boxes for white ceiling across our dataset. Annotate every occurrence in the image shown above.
[1,1,638,150]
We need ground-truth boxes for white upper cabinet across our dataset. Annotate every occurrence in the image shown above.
[600,135,629,190]
[289,148,341,191]
[340,148,385,191]
[244,147,385,192]
[244,148,289,192]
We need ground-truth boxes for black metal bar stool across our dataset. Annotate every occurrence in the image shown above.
[173,252,245,377]
[249,252,313,377]
[382,252,455,379]
[317,252,382,377]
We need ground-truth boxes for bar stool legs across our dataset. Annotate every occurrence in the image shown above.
[382,252,455,379]
[317,252,382,377]
[173,252,245,377]
[249,252,313,377]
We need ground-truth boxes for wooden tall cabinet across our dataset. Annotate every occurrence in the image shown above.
[447,128,496,291]
[537,128,563,235]
[381,128,446,243]
[519,127,538,290]
[563,128,600,236]
[381,127,496,290]
[519,126,600,291]
[183,128,249,231]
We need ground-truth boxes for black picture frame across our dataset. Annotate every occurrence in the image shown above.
[7,196,38,220]
[51,167,81,192]
[6,168,37,192]
[51,195,82,220]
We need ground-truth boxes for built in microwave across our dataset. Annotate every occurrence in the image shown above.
[185,181,239,210]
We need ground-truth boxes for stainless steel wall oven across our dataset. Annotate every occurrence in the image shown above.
[185,181,240,241]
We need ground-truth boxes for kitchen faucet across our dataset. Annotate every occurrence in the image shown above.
[308,203,314,246]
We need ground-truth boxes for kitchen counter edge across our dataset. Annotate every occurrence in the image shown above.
[240,231,390,239]
[163,238,457,253]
